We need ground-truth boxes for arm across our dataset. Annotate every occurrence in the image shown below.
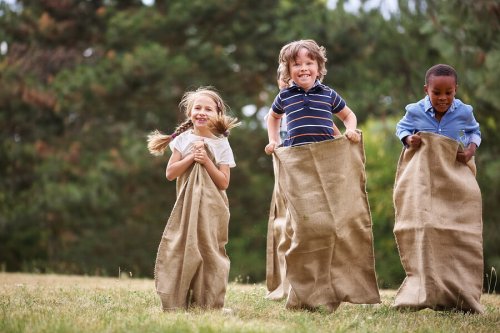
[333,122,341,136]
[457,108,481,163]
[265,110,282,155]
[335,106,360,142]
[193,145,230,190]
[165,148,195,181]
[396,108,417,146]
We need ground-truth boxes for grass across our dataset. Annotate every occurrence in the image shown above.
[0,273,499,333]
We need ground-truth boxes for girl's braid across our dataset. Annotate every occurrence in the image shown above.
[147,119,193,156]
[173,119,193,137]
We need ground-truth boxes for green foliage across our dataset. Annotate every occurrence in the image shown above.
[0,0,498,291]
[362,118,405,289]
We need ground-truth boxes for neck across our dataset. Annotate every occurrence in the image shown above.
[193,127,214,138]
[434,111,445,122]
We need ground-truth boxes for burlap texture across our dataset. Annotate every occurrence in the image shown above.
[154,158,230,311]
[265,154,291,300]
[274,134,380,310]
[393,132,484,313]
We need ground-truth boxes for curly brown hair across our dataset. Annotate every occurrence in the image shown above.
[278,39,328,84]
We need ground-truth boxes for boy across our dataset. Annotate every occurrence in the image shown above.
[396,64,481,162]
[264,40,380,312]
[393,64,484,313]
[265,39,359,154]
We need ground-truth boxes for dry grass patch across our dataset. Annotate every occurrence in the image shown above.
[1,273,499,333]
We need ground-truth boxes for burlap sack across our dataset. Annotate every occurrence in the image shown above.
[274,133,380,310]
[265,154,291,300]
[393,132,484,313]
[154,157,230,310]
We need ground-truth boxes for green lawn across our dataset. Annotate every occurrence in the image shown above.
[0,273,498,333]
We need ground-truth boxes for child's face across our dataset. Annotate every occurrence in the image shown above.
[189,94,218,132]
[424,75,457,114]
[289,48,319,91]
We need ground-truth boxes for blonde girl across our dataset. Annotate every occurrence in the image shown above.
[148,86,239,311]
[148,86,239,189]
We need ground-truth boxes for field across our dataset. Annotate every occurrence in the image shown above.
[0,273,498,333]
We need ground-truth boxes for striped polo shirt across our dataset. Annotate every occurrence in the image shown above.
[271,80,346,147]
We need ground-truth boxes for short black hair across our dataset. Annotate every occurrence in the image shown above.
[425,64,458,85]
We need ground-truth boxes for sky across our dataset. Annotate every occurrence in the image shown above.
[328,0,399,19]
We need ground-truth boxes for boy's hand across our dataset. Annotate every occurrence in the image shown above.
[345,129,360,143]
[456,144,477,164]
[265,141,278,155]
[405,134,421,148]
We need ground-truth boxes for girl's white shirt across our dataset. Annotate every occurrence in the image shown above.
[169,130,236,167]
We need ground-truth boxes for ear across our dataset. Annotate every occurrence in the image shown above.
[423,84,428,95]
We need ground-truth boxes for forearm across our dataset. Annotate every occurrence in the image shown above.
[203,160,230,190]
[267,112,281,144]
[337,106,357,130]
[166,154,195,180]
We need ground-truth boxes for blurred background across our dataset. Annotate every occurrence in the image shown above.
[0,0,498,290]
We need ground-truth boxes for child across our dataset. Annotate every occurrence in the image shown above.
[265,64,344,301]
[265,39,358,154]
[393,64,484,313]
[274,64,341,143]
[396,64,481,163]
[147,86,239,311]
[265,39,380,311]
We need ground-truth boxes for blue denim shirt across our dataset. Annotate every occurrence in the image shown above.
[396,96,481,147]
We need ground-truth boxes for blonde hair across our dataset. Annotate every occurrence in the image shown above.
[278,39,327,84]
[147,86,239,156]
[276,63,289,89]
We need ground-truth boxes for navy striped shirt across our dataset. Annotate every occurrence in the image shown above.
[271,80,346,147]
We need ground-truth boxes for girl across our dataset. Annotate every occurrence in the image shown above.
[147,86,239,311]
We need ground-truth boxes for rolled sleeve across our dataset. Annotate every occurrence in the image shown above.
[469,134,481,147]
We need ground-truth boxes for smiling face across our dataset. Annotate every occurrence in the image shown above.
[424,75,457,115]
[289,47,319,91]
[189,93,219,136]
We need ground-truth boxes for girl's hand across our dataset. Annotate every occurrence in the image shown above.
[192,140,205,150]
[345,129,361,143]
[405,134,421,148]
[265,141,278,155]
[193,145,209,165]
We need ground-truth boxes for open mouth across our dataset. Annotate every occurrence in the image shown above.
[194,117,208,124]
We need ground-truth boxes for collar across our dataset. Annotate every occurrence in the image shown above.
[424,95,457,113]
[289,79,321,92]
